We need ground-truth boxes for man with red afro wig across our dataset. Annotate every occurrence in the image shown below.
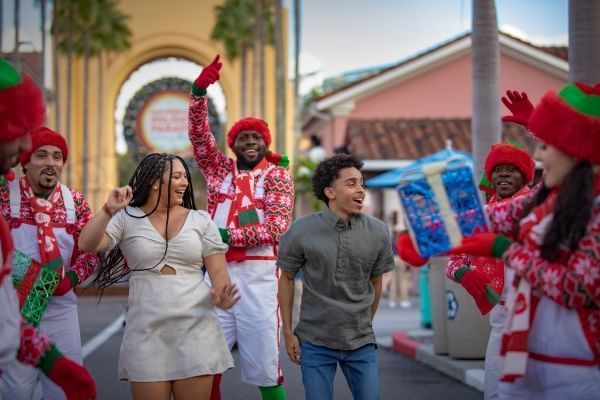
[0,60,97,399]
[0,60,96,399]
[188,55,294,400]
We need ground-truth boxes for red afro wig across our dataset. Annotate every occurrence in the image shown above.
[20,127,69,166]
[528,82,600,164]
[484,143,535,184]
[0,73,46,142]
[227,117,272,148]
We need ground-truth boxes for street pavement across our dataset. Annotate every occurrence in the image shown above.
[76,294,484,399]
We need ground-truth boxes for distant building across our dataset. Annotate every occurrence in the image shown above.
[301,31,567,222]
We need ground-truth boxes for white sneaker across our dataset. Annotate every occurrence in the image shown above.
[388,300,397,308]
[399,300,411,309]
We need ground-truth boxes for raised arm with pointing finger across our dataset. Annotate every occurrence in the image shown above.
[188,55,293,400]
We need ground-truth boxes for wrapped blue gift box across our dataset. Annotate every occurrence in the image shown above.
[396,156,489,258]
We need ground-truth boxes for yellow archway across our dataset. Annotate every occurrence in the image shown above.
[47,0,292,210]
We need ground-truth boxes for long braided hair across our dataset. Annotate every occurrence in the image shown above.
[90,153,196,295]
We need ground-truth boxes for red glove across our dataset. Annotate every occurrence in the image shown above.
[456,268,497,315]
[194,54,222,89]
[53,271,78,296]
[447,232,511,259]
[396,232,429,267]
[501,90,534,127]
[39,345,97,400]
[459,269,488,299]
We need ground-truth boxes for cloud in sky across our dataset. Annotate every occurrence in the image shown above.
[288,0,568,80]
[500,24,568,46]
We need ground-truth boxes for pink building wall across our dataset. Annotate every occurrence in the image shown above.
[309,52,567,155]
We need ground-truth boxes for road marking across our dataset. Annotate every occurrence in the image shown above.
[82,312,126,360]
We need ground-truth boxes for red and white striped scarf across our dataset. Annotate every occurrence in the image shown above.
[499,189,557,382]
[225,158,268,262]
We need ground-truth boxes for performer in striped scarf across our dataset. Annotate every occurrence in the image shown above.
[0,59,96,400]
[447,82,600,399]
[188,55,294,400]
[446,141,535,400]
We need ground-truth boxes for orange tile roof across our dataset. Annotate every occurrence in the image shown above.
[346,118,535,160]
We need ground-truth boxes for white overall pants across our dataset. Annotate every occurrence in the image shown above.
[498,296,600,400]
[1,181,82,400]
[209,169,283,387]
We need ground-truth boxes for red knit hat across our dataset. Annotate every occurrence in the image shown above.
[0,59,46,141]
[484,142,535,184]
[20,127,69,166]
[227,117,272,148]
[528,82,600,164]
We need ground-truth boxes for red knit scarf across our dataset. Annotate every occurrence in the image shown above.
[499,189,557,382]
[225,158,268,262]
[16,179,64,306]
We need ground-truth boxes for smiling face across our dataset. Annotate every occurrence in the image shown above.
[325,167,366,220]
[491,164,525,198]
[232,130,267,169]
[536,143,578,188]
[24,145,64,194]
[157,158,189,207]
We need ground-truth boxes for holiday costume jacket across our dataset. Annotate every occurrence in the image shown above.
[187,93,294,249]
[488,184,600,362]
[0,178,99,285]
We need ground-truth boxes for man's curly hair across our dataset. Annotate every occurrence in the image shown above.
[312,154,364,204]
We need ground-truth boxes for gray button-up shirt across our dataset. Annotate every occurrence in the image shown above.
[278,207,395,350]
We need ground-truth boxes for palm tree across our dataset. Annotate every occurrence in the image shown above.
[211,0,254,117]
[1,1,4,56]
[33,0,48,89]
[52,0,130,195]
[568,0,600,84]
[52,0,76,186]
[91,0,131,206]
[12,0,20,69]
[74,0,100,198]
[274,0,286,153]
[292,0,302,164]
[471,0,500,177]
[253,0,265,117]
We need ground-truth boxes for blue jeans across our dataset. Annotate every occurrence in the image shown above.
[300,341,379,400]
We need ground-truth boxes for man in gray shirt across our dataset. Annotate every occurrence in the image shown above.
[278,154,394,400]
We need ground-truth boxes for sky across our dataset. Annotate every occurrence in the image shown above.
[3,0,569,80]
[286,0,568,92]
[2,0,568,151]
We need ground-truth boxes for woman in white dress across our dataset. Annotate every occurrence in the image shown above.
[79,153,238,400]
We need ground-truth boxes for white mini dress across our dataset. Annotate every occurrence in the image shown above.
[105,207,233,381]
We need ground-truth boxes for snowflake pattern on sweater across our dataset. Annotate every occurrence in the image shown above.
[488,191,600,357]
[0,180,99,284]
[188,93,294,248]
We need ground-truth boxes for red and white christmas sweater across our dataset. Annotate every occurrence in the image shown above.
[488,182,600,361]
[0,178,99,284]
[188,93,294,249]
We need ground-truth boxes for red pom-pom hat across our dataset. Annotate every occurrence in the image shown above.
[0,59,46,141]
[227,117,272,148]
[528,82,600,164]
[20,127,69,166]
[484,143,535,184]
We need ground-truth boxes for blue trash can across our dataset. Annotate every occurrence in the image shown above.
[419,264,432,329]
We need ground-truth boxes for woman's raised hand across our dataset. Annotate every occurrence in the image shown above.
[105,186,133,215]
